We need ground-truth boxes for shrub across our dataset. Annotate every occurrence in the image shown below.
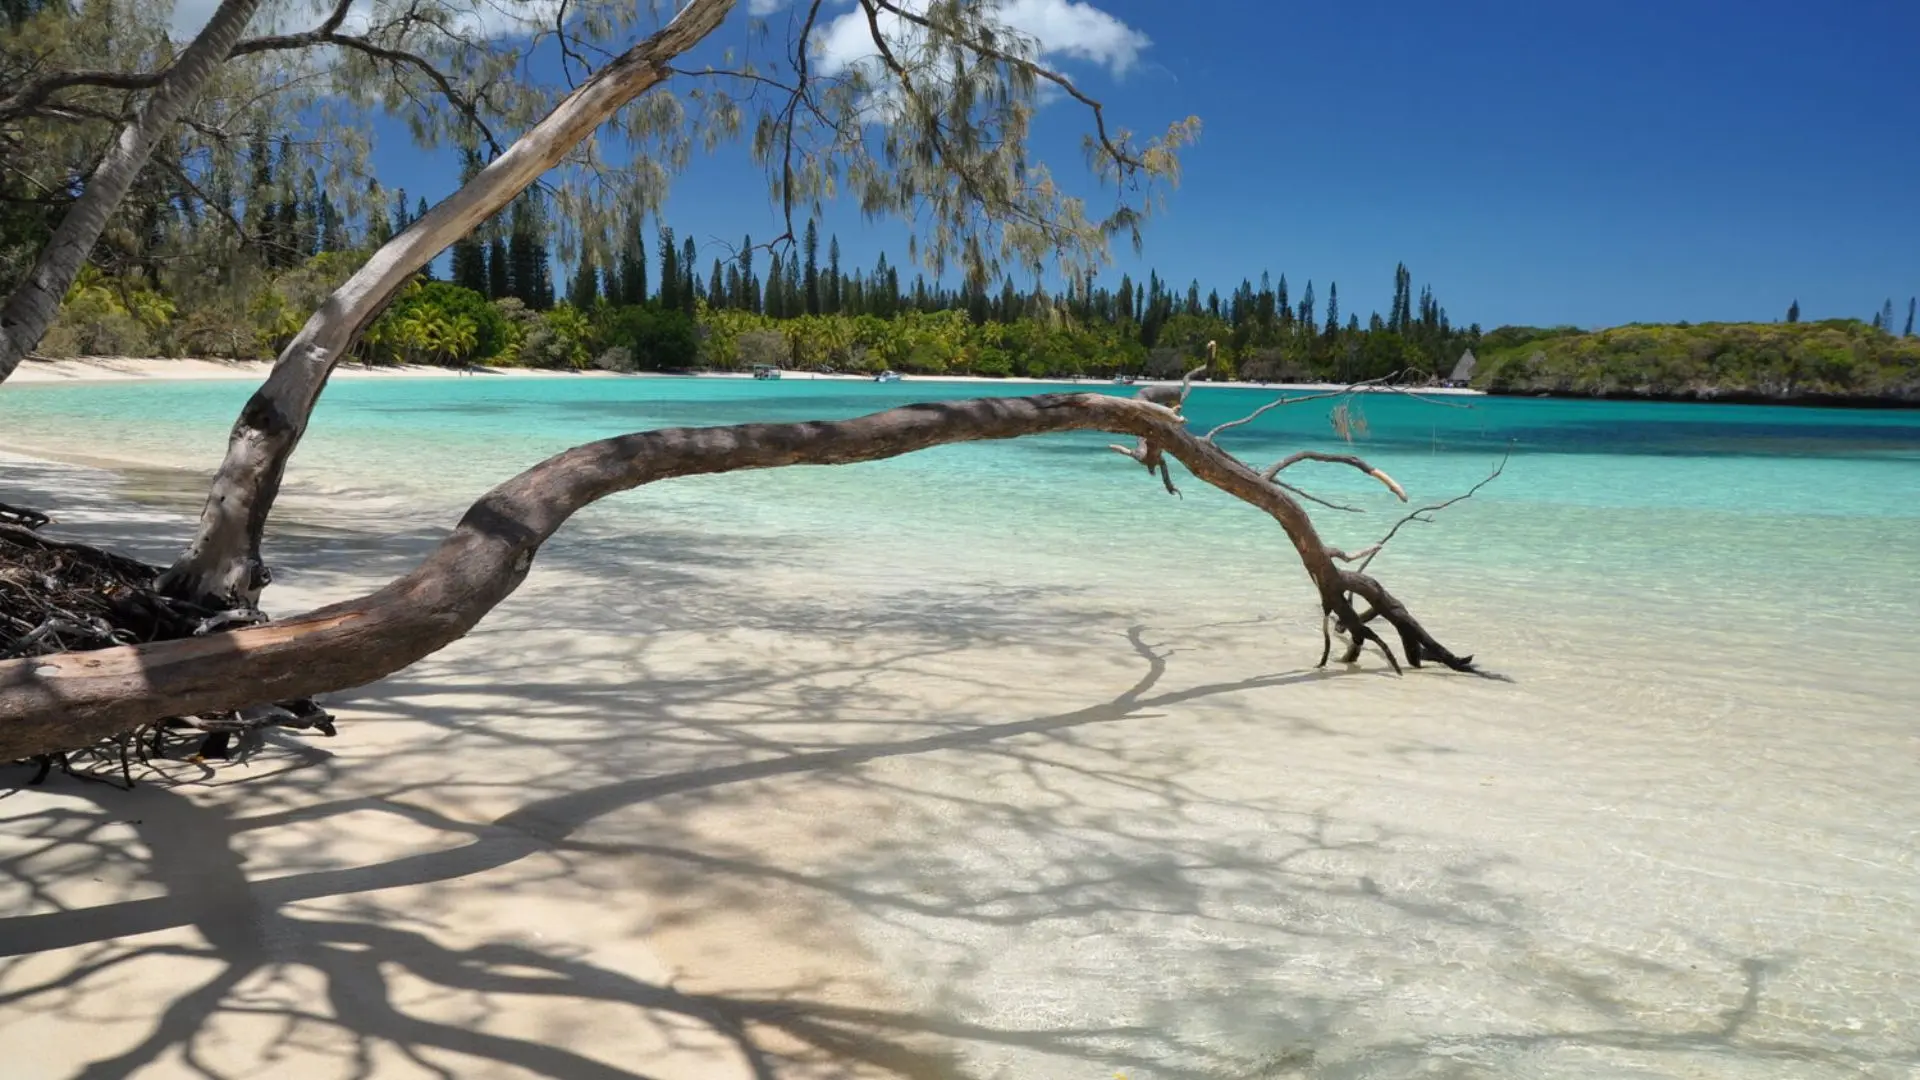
[602,305,699,370]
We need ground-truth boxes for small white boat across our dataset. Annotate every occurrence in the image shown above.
[873,370,901,383]
[751,365,782,380]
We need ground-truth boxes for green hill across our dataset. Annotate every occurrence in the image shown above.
[1474,320,1920,404]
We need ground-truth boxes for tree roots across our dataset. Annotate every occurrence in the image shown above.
[2,518,334,780]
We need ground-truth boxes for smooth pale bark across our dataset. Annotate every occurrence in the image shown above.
[158,0,739,607]
[0,0,265,383]
[0,392,1473,761]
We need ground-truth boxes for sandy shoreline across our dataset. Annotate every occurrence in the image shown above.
[3,412,1917,1078]
[11,353,1485,396]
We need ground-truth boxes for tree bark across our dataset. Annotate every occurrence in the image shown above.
[0,0,265,383]
[156,0,739,608]
[0,391,1473,761]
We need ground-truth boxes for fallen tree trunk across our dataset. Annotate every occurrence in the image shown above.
[0,391,1473,761]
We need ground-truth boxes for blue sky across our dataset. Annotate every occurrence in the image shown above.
[342,0,1920,330]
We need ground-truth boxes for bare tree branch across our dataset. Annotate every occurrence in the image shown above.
[1,391,1477,759]
[1262,451,1408,502]
[1352,448,1511,573]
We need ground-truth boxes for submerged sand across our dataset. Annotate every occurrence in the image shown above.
[1,444,1916,1079]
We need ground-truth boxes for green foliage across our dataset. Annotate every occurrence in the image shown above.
[517,303,594,370]
[1475,321,1920,401]
[601,305,698,371]
[38,267,170,357]
[369,281,508,364]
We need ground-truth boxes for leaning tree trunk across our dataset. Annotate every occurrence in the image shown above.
[0,0,265,383]
[157,0,738,608]
[0,391,1474,760]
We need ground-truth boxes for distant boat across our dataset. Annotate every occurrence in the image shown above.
[1112,374,1136,385]
[874,370,901,383]
[751,365,782,380]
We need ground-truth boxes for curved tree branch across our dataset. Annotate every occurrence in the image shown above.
[159,0,740,607]
[1262,451,1408,502]
[0,392,1474,760]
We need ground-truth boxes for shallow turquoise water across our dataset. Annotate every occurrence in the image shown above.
[7,376,1920,1079]
[5,375,1920,627]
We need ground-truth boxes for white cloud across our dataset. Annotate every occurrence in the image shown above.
[748,0,790,15]
[813,0,1148,80]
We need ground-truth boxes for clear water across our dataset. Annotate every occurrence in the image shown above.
[6,376,1920,1078]
[5,375,1919,624]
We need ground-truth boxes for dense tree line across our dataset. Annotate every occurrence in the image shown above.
[10,133,1487,380]
[1478,320,1920,402]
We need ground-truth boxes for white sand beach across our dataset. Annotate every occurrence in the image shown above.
[1,414,1915,1079]
[7,354,1484,396]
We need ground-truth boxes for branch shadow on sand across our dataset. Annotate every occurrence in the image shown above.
[3,458,1912,1080]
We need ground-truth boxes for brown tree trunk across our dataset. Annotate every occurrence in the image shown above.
[156,0,738,609]
[0,391,1473,761]
[0,0,265,383]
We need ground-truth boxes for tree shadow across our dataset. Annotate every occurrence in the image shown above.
[4,452,1913,1080]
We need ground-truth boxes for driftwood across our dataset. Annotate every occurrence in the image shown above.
[0,388,1479,763]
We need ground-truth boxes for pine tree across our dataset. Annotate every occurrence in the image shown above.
[826,236,843,314]
[618,219,646,306]
[1786,299,1800,323]
[1881,299,1896,335]
[871,253,891,317]
[657,227,679,311]
[1390,263,1413,333]
[1324,282,1339,337]
[452,236,488,293]
[1905,297,1916,337]
[506,196,552,309]
[450,151,489,293]
[681,235,698,314]
[737,235,756,312]
[317,193,345,253]
[487,238,510,299]
[707,259,725,310]
[391,189,410,236]
[803,220,821,315]
[568,254,599,309]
